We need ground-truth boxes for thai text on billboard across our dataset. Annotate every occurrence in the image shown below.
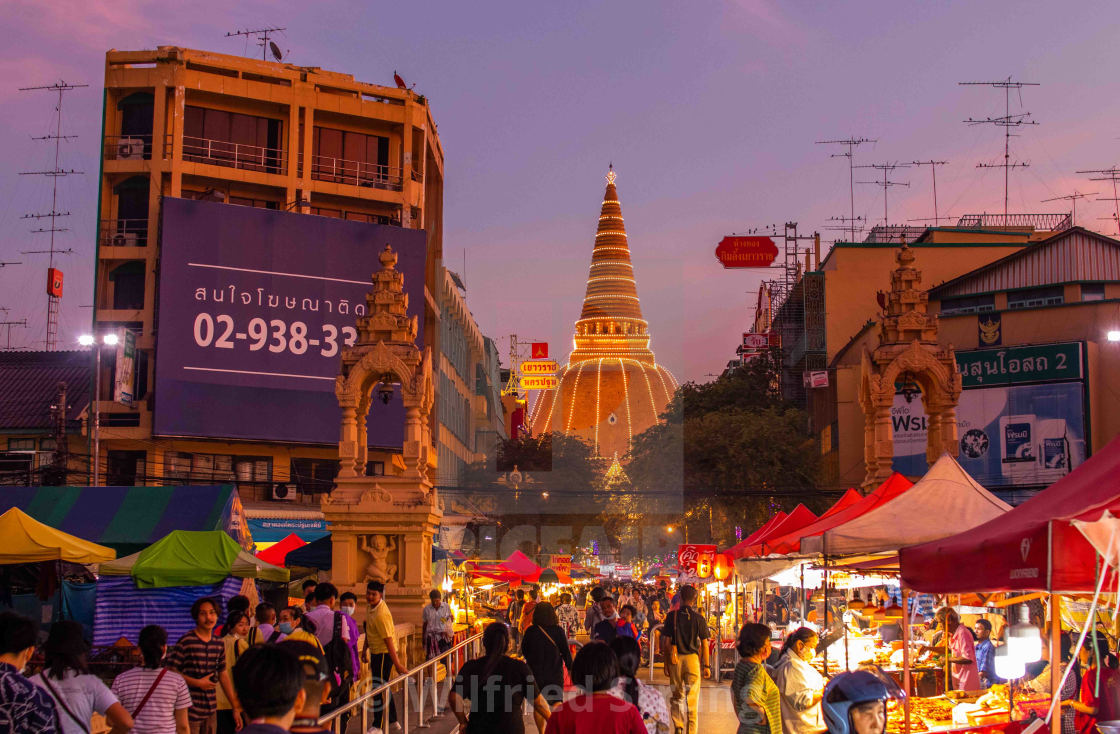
[154,197,427,445]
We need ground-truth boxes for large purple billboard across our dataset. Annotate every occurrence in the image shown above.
[154,197,426,446]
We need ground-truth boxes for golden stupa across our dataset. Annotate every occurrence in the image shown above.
[528,167,677,458]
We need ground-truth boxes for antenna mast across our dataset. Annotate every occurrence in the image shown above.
[1075,166,1120,234]
[225,27,286,60]
[960,76,1040,218]
[19,80,86,351]
[1041,191,1096,228]
[910,160,950,225]
[856,162,910,227]
[816,136,875,241]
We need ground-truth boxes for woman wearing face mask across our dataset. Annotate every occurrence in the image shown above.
[774,627,825,734]
[216,611,250,733]
[278,606,324,652]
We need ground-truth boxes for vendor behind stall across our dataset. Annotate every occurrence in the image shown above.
[931,607,979,691]
[773,627,825,734]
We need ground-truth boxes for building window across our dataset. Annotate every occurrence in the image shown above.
[940,294,996,316]
[290,458,339,494]
[1008,286,1064,310]
[311,127,392,188]
[1082,283,1106,302]
[7,439,34,451]
[366,461,385,476]
[109,261,146,310]
[107,450,146,486]
[183,105,284,173]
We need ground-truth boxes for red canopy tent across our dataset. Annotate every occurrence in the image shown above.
[733,511,788,551]
[772,472,914,555]
[727,504,818,559]
[821,488,864,518]
[900,436,1120,593]
[255,533,305,567]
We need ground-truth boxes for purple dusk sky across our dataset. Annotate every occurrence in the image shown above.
[3,1,1120,384]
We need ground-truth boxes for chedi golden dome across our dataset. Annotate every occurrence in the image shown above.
[529,167,677,458]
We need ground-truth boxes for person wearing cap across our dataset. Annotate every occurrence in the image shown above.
[30,620,134,734]
[363,580,406,731]
[279,641,333,734]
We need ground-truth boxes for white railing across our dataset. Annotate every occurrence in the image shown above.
[307,153,404,191]
[104,134,154,160]
[317,631,483,734]
[99,219,148,247]
[181,135,287,174]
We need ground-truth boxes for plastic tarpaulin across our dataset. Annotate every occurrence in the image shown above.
[900,435,1120,593]
[726,505,818,559]
[0,508,115,564]
[813,453,1010,556]
[255,533,305,567]
[777,473,914,555]
[0,486,241,556]
[94,576,243,646]
[101,530,289,588]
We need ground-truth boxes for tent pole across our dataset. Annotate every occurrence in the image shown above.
[1050,592,1061,734]
[903,587,911,734]
[801,564,806,622]
[823,538,829,675]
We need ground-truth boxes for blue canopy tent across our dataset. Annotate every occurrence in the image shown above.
[285,535,332,569]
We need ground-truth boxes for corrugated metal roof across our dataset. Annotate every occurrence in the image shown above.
[929,227,1120,298]
[0,351,92,431]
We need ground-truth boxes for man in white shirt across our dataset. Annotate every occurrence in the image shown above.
[421,589,454,660]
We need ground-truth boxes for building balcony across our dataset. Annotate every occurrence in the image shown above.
[306,153,403,191]
[104,134,157,161]
[180,135,287,175]
[99,219,148,248]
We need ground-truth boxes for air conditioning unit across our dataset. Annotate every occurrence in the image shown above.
[117,137,144,160]
[111,232,138,247]
[270,483,297,501]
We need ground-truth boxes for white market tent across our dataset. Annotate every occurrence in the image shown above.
[802,452,1011,557]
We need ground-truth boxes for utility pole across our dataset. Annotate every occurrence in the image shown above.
[856,163,911,227]
[1041,191,1096,227]
[910,160,950,225]
[960,77,1039,219]
[48,381,69,486]
[1077,168,1120,236]
[19,80,86,350]
[816,137,875,242]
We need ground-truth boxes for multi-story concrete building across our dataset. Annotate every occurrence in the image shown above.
[91,47,444,532]
[435,268,504,489]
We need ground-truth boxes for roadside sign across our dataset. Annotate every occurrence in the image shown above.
[803,370,829,389]
[521,360,558,375]
[520,375,559,390]
[715,236,779,268]
[742,333,769,349]
[531,342,549,359]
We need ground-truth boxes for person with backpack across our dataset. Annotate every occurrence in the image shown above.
[449,622,551,734]
[31,621,134,734]
[304,583,355,717]
[112,625,192,734]
[663,585,710,734]
[246,604,282,646]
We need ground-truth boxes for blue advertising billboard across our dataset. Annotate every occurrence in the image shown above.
[154,197,426,446]
[891,342,1087,486]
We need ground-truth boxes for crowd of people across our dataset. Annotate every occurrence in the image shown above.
[4,577,1120,734]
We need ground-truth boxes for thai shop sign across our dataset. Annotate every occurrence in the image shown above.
[956,342,1082,388]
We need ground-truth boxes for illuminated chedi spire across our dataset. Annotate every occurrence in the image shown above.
[571,164,655,364]
[528,166,677,459]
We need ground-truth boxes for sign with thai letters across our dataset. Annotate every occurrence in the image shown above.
[955,342,1082,388]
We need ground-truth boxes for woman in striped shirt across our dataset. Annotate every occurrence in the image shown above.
[111,625,192,734]
[731,623,782,734]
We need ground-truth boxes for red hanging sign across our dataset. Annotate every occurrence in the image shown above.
[677,543,718,583]
[715,236,779,268]
[531,342,549,359]
[47,268,64,297]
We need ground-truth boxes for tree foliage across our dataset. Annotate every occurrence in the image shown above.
[626,350,824,547]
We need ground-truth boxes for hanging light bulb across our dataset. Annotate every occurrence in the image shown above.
[1008,607,1043,664]
[848,594,866,611]
[994,642,1026,680]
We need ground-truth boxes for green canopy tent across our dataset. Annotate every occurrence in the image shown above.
[100,530,289,588]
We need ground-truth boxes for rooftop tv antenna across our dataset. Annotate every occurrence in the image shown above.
[960,76,1040,218]
[910,160,950,225]
[856,162,910,227]
[0,320,28,351]
[816,136,875,241]
[1077,167,1120,236]
[18,80,86,351]
[1041,190,1097,227]
[225,27,286,61]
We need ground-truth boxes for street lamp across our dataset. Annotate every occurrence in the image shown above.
[1108,330,1120,343]
[78,333,118,487]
